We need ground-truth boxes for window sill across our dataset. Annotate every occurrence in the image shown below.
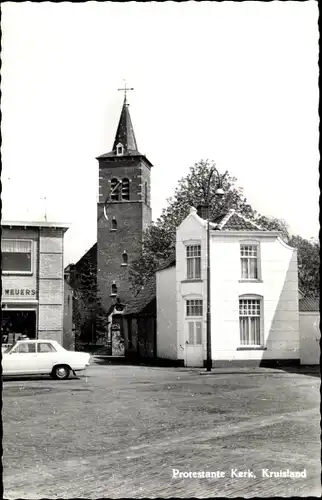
[110,293,117,297]
[121,263,128,267]
[236,346,267,351]
[239,279,263,283]
[181,279,203,283]
[110,229,117,232]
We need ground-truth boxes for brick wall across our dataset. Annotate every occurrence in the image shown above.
[97,156,152,316]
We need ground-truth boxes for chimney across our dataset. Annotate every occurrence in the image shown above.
[197,204,209,220]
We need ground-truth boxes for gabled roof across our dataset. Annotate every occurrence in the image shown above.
[74,243,97,268]
[156,255,176,272]
[213,209,267,231]
[299,297,320,312]
[124,276,156,316]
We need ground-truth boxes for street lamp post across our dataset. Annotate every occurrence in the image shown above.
[206,206,212,371]
[203,171,226,372]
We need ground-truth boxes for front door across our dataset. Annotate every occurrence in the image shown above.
[185,320,203,367]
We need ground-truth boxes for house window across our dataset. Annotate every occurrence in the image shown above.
[122,252,128,265]
[116,143,124,156]
[188,321,202,345]
[111,218,117,230]
[239,298,262,346]
[121,178,130,200]
[111,283,117,296]
[144,181,148,205]
[111,178,120,201]
[2,239,32,273]
[240,244,259,279]
[186,299,203,317]
[186,245,201,279]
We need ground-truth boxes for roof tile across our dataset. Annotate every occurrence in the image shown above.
[125,276,156,316]
[213,209,267,231]
[299,297,320,312]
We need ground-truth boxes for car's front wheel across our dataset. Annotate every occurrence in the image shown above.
[52,365,70,380]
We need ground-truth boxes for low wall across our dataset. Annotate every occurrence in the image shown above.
[300,312,320,365]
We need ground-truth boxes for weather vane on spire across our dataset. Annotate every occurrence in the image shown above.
[118,80,134,104]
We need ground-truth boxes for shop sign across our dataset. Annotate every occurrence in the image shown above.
[4,289,36,297]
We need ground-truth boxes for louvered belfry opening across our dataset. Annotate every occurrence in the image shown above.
[122,178,130,200]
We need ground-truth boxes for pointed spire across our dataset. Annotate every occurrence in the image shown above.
[112,84,138,155]
[96,85,153,167]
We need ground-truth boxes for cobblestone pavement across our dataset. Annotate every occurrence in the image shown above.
[2,364,321,498]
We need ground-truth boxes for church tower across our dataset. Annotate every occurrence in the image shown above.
[96,88,153,342]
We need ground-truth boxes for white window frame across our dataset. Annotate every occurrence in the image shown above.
[116,143,124,156]
[186,244,201,280]
[2,239,33,275]
[240,240,261,281]
[239,294,264,347]
[186,299,203,318]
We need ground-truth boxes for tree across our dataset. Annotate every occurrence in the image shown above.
[129,159,319,298]
[288,235,320,297]
[130,159,256,291]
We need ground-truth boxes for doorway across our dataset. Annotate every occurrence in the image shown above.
[1,309,36,344]
[185,320,204,367]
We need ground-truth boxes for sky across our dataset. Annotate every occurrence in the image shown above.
[1,2,319,266]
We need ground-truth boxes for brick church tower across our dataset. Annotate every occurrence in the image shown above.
[96,90,153,349]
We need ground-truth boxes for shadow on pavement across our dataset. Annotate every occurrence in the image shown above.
[279,365,320,378]
[3,375,81,382]
[91,358,321,378]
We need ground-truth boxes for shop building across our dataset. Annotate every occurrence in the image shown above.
[1,221,69,345]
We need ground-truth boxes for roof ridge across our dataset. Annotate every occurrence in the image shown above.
[234,212,265,230]
[217,209,236,230]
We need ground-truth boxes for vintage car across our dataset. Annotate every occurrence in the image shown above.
[2,340,91,379]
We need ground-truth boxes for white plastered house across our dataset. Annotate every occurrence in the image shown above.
[156,207,300,367]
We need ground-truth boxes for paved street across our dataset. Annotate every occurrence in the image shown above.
[2,363,321,498]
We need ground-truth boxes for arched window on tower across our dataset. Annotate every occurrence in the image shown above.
[111,178,120,201]
[122,178,130,200]
[122,251,128,266]
[144,181,148,205]
[111,218,117,230]
[111,283,117,296]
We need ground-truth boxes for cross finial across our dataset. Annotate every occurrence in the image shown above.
[118,80,134,104]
